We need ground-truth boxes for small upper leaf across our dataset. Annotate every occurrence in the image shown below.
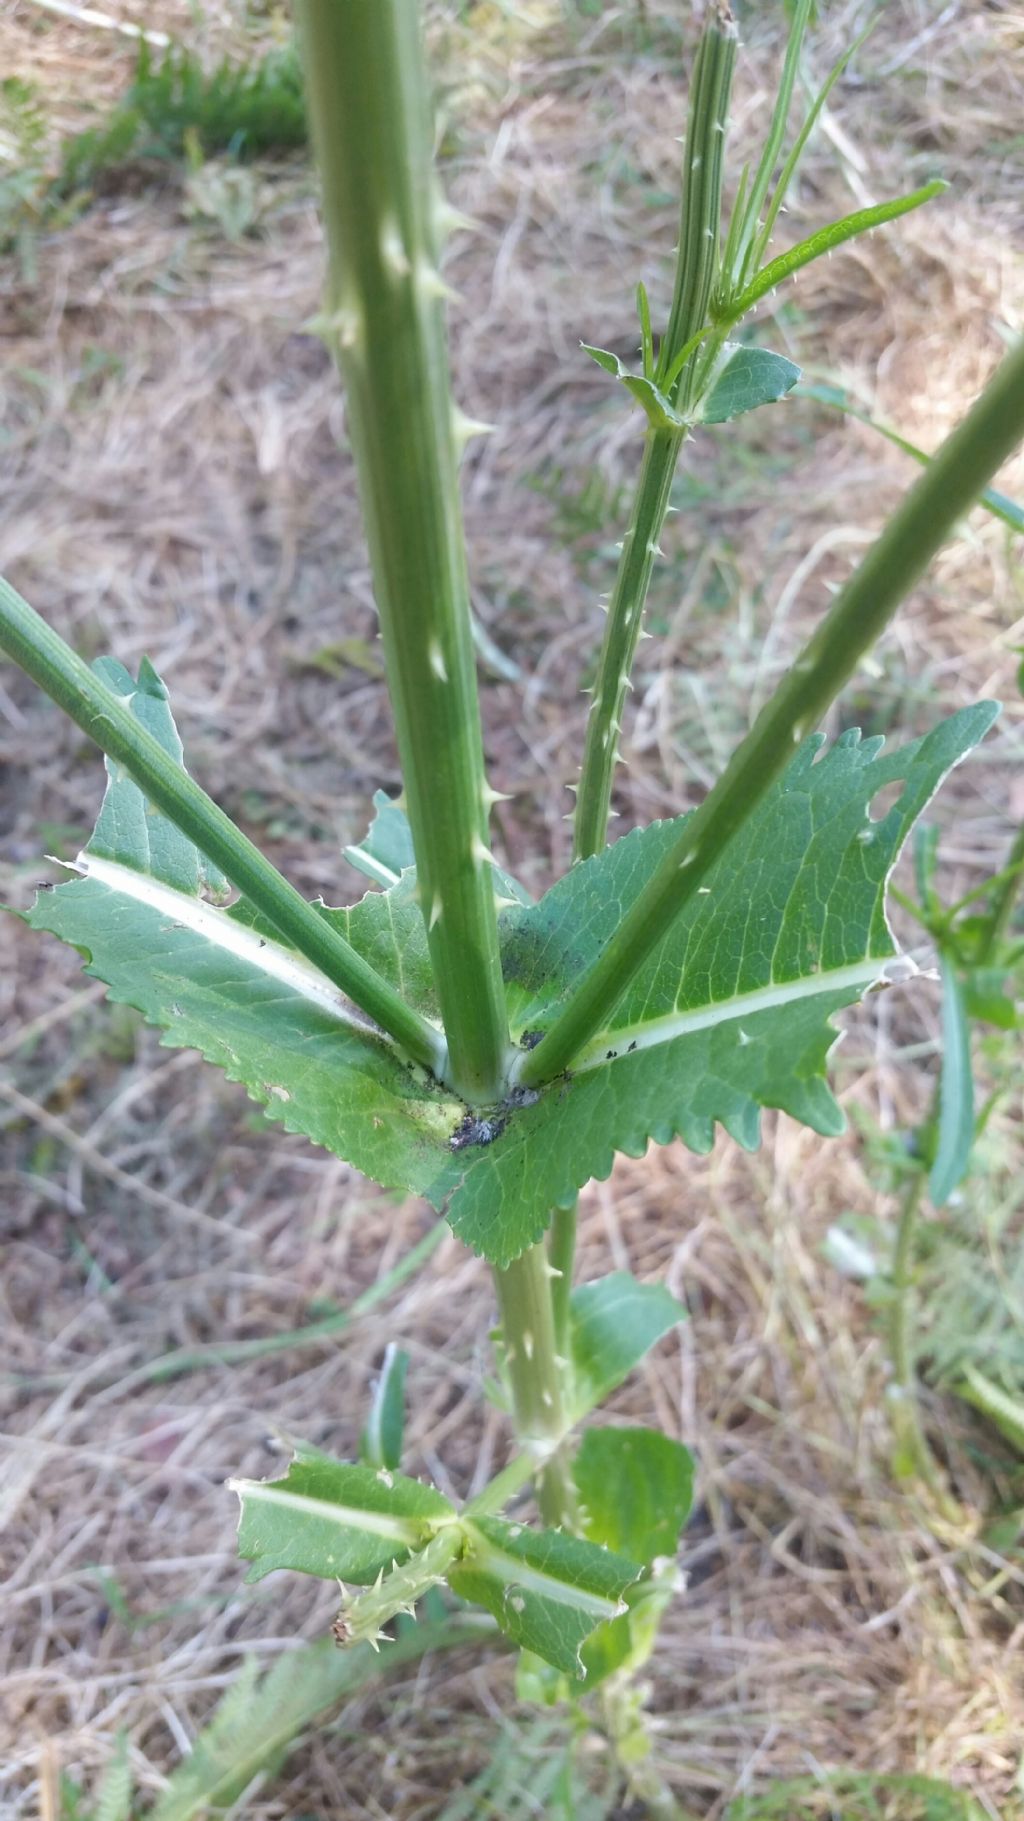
[230,1450,453,1585]
[581,343,686,431]
[727,181,948,324]
[699,343,800,425]
[450,1516,641,1677]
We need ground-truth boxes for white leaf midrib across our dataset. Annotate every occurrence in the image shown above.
[574,954,909,1072]
[464,1531,628,1620]
[73,855,379,1038]
[227,1479,427,1548]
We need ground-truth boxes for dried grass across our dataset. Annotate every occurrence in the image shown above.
[1,1,1023,1815]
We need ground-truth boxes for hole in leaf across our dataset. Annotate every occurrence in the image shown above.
[866,780,902,824]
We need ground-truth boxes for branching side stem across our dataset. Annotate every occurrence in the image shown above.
[979,821,1024,963]
[573,433,681,863]
[0,576,443,1074]
[554,5,737,1404]
[573,4,736,864]
[518,333,1024,1090]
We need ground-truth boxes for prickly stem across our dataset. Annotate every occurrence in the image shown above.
[521,333,1024,1088]
[298,0,510,1104]
[572,7,736,866]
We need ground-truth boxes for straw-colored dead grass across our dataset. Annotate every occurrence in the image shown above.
[2,1,1022,1815]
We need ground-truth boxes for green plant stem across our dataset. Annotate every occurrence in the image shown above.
[298,0,571,1552]
[573,432,681,863]
[548,1201,576,1360]
[573,5,735,865]
[464,1446,542,1520]
[979,821,1024,963]
[556,3,737,1336]
[659,2,737,412]
[297,0,509,1104]
[0,575,443,1075]
[517,333,1024,1091]
[886,1173,950,1503]
[493,1244,578,1529]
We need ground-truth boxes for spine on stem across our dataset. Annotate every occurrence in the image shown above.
[297,0,509,1104]
[572,5,736,862]
[520,333,1024,1089]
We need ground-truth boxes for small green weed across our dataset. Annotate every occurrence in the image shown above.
[55,39,306,200]
[725,1770,985,1820]
[0,40,308,252]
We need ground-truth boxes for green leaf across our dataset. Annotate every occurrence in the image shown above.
[573,1426,694,1563]
[26,849,466,1199]
[344,789,415,887]
[725,0,813,293]
[567,1426,693,1693]
[699,343,801,425]
[449,1517,641,1677]
[736,21,880,296]
[360,1342,409,1472]
[447,705,993,1263]
[955,1366,1024,1457]
[581,343,686,431]
[929,962,974,1207]
[23,663,461,1205]
[575,1556,684,1690]
[729,181,948,321]
[569,1274,685,1419]
[230,1450,454,1584]
[26,665,995,1269]
[87,657,229,900]
[797,382,1024,534]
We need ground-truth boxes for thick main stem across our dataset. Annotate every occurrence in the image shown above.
[493,1245,577,1529]
[298,0,568,1528]
[518,333,1024,1091]
[298,0,509,1104]
[0,576,443,1074]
